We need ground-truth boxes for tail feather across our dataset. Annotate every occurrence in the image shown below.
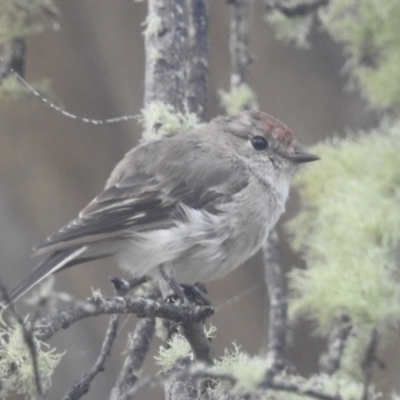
[6,246,88,306]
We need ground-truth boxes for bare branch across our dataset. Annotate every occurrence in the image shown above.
[361,329,378,400]
[110,318,156,400]
[319,315,352,375]
[62,312,119,400]
[181,319,214,364]
[62,276,137,400]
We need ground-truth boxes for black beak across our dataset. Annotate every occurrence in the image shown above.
[282,150,320,164]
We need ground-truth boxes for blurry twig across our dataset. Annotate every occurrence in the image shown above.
[228,0,252,88]
[110,317,156,400]
[62,277,133,400]
[0,38,26,81]
[263,0,329,17]
[262,230,288,377]
[187,0,209,119]
[319,315,352,375]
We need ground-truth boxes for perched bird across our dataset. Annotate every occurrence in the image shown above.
[8,111,319,304]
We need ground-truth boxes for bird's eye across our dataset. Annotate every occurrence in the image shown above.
[251,136,269,151]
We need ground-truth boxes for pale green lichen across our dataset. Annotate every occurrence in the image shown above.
[264,10,313,48]
[0,316,62,399]
[142,12,163,39]
[90,287,103,300]
[211,344,268,394]
[155,333,192,372]
[219,84,258,116]
[209,346,380,400]
[265,0,400,112]
[139,101,199,141]
[0,76,53,101]
[287,119,400,336]
[155,325,216,372]
[0,0,58,44]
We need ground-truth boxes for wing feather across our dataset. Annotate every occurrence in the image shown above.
[34,134,249,256]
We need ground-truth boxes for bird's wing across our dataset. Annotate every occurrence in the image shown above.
[34,135,249,256]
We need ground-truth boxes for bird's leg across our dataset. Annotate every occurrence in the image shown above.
[158,264,189,304]
[180,283,211,306]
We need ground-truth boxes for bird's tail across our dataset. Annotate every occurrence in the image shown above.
[5,246,88,306]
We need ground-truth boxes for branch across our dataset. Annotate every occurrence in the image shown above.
[187,0,209,119]
[61,277,136,400]
[120,365,235,400]
[181,319,214,364]
[62,312,119,400]
[319,315,352,375]
[36,296,214,342]
[109,317,155,400]
[264,0,329,18]
[361,329,378,400]
[144,0,189,114]
[229,0,252,88]
[267,378,341,400]
[262,229,288,373]
[0,38,26,81]
[164,357,199,400]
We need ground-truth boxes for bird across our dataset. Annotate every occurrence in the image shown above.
[7,110,319,304]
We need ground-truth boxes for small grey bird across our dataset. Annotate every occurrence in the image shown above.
[8,111,319,303]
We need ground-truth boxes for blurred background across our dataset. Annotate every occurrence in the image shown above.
[0,1,395,399]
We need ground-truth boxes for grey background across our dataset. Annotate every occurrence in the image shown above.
[0,1,396,399]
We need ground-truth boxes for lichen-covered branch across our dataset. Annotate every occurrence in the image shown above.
[187,0,209,119]
[221,0,257,114]
[228,0,252,88]
[262,230,287,373]
[263,0,329,17]
[36,296,214,342]
[144,0,189,114]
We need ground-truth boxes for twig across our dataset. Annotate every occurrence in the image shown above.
[181,319,214,364]
[361,328,378,400]
[109,317,155,400]
[62,277,133,400]
[144,0,189,114]
[262,229,288,374]
[110,285,160,400]
[187,0,209,119]
[0,38,26,82]
[264,0,329,18]
[62,312,119,400]
[267,378,341,400]
[36,296,214,341]
[319,315,352,375]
